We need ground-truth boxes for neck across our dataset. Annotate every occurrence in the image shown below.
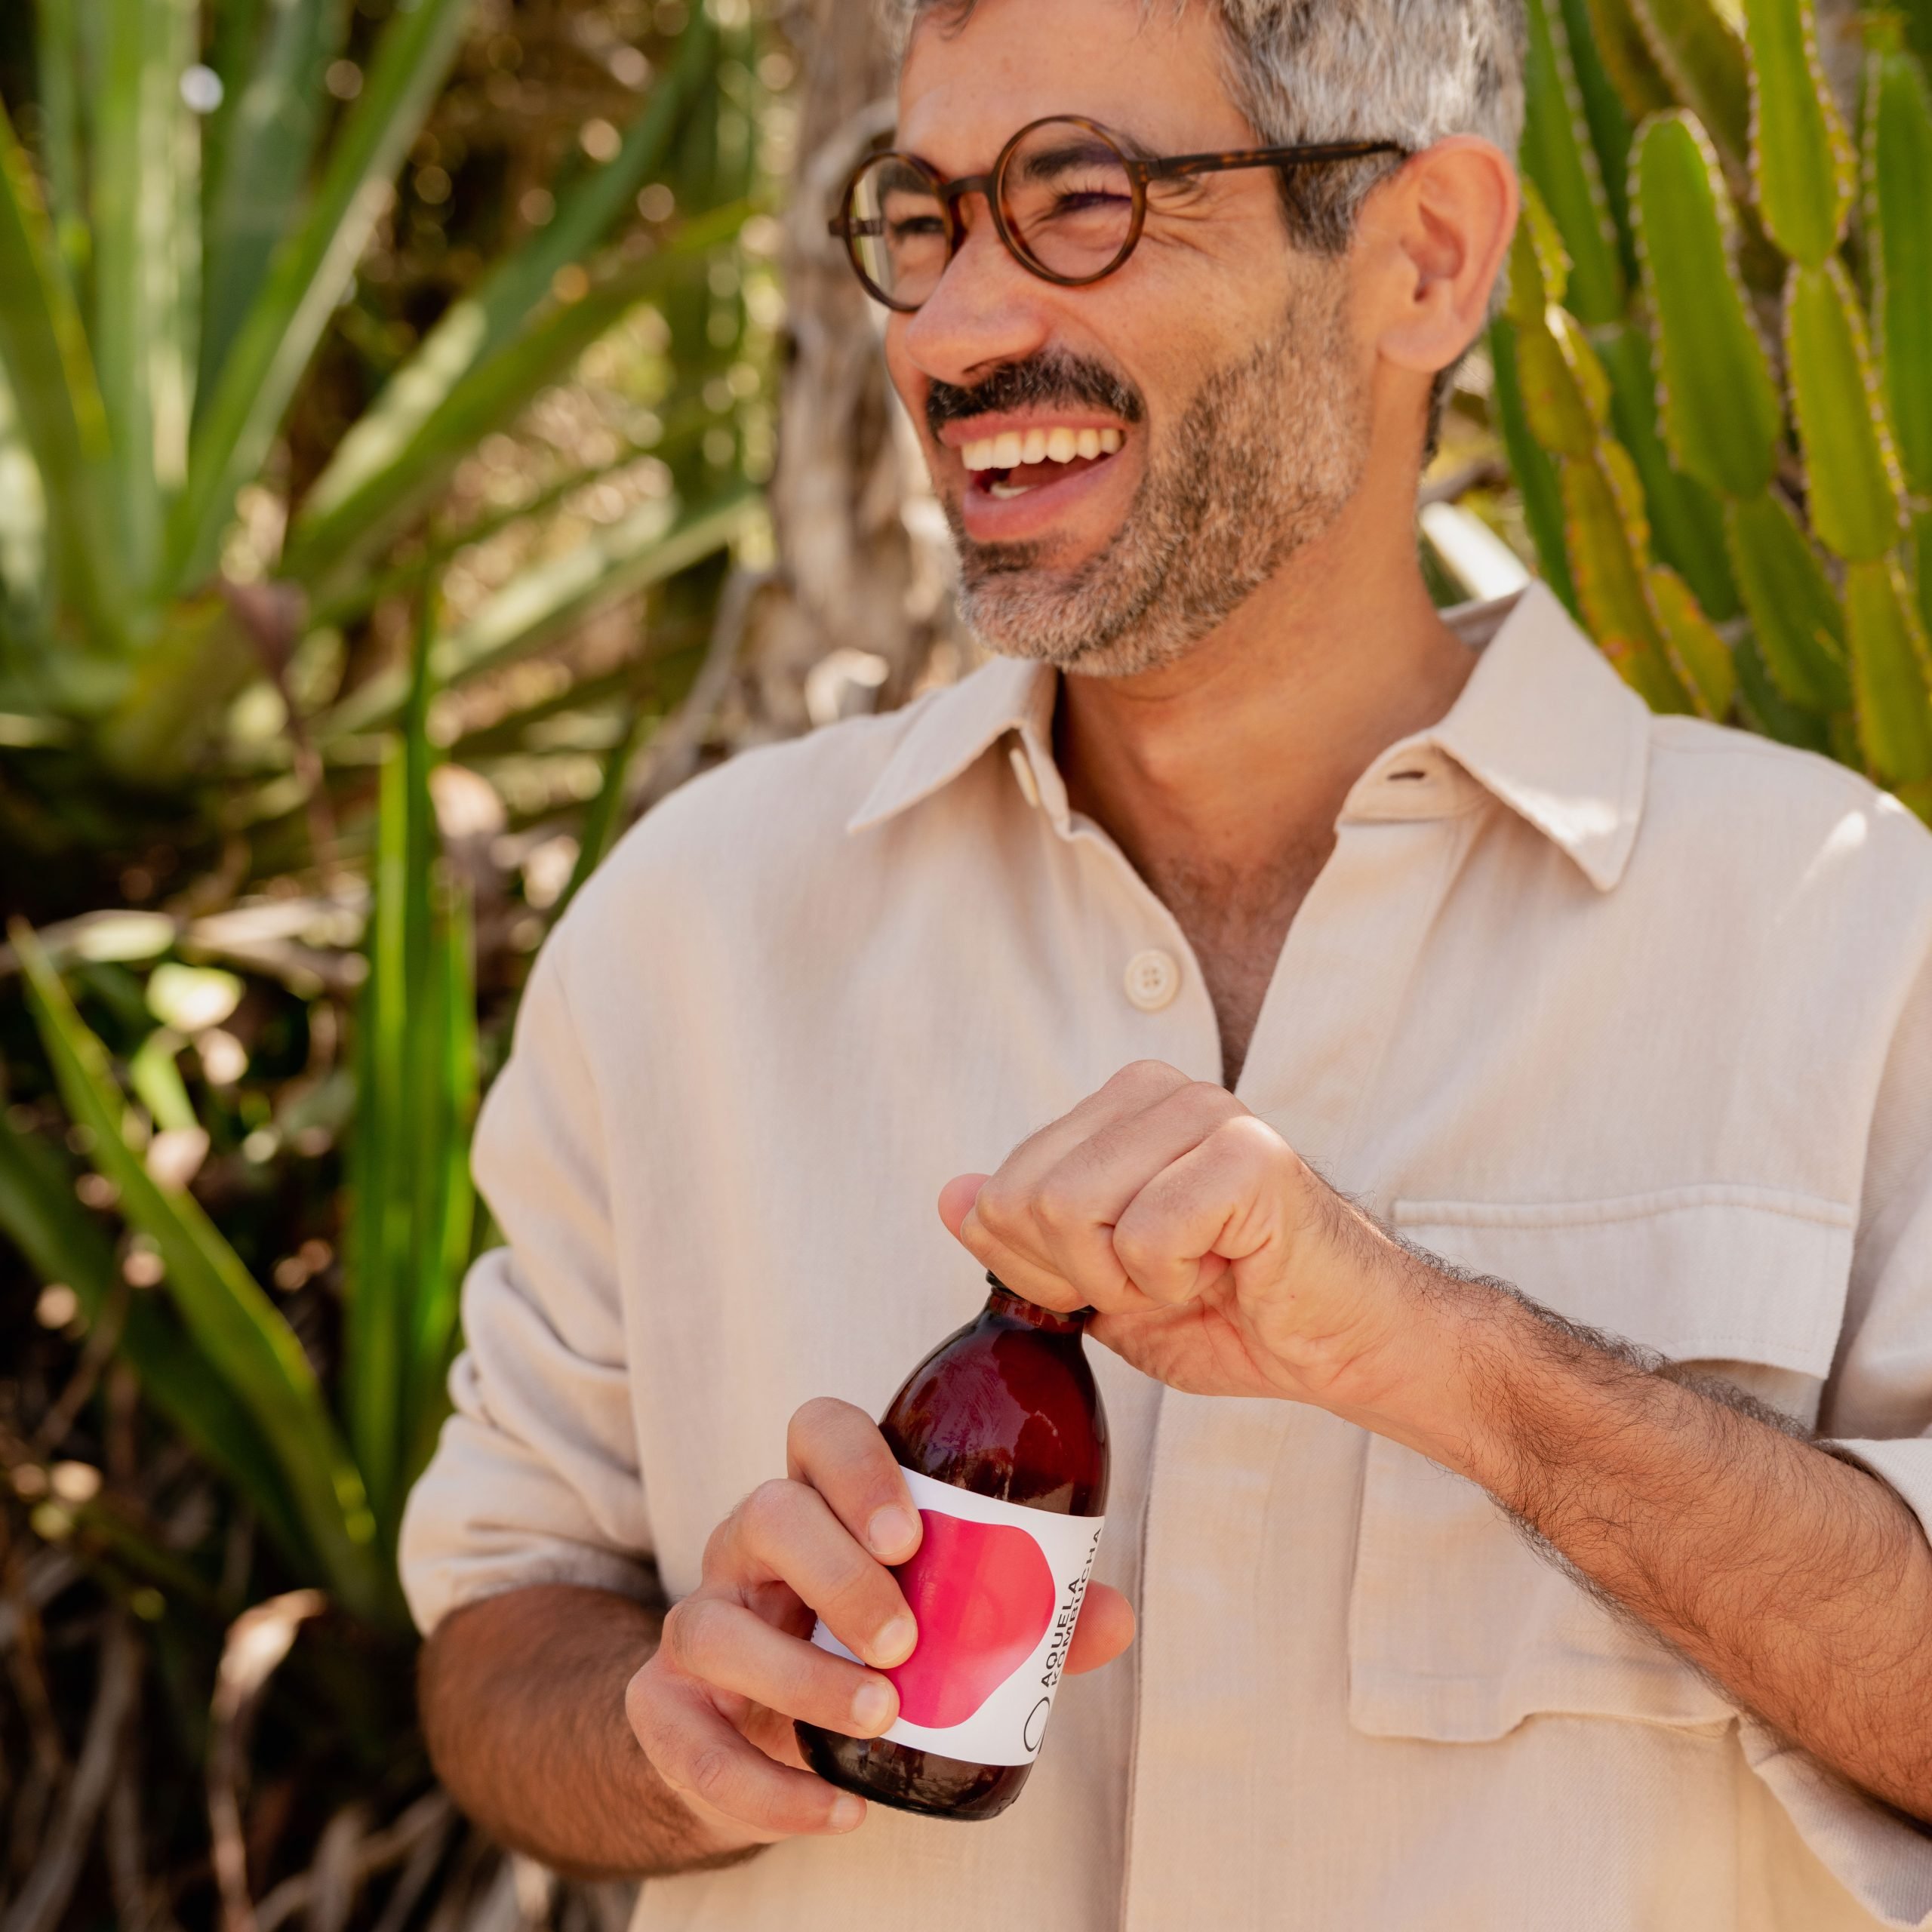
[1054,484,1478,899]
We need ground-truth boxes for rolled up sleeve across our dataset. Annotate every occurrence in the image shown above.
[398,924,655,1635]
[1763,940,1932,1927]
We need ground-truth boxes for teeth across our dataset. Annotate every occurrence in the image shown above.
[989,479,1032,500]
[958,425,1128,477]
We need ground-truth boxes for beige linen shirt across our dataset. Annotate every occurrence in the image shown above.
[401,583,1932,1930]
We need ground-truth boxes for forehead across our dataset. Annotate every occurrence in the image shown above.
[897,0,1251,169]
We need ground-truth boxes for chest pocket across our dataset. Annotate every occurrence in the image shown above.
[1349,1186,1856,1744]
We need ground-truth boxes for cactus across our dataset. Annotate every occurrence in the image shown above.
[1500,0,1932,804]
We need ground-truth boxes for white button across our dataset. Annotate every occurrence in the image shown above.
[1008,743,1041,809]
[1124,949,1181,1012]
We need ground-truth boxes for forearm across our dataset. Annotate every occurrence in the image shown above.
[1396,1275,1932,1820]
[419,1584,749,1880]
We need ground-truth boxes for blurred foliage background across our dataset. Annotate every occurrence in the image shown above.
[2,0,1931,1927]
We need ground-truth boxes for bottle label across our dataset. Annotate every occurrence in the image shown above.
[812,1467,1105,1768]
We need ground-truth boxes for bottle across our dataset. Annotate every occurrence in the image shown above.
[796,1274,1110,1822]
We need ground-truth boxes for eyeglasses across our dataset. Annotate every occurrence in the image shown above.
[829,115,1407,312]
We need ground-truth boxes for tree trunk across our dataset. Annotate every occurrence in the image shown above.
[741,0,960,743]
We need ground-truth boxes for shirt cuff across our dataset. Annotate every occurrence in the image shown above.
[398,1405,658,1636]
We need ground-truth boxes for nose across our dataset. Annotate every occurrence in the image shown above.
[899,193,1059,390]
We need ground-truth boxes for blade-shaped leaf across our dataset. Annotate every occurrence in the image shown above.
[1634,112,1783,500]
[0,106,129,652]
[1741,0,1854,268]
[1512,303,1611,457]
[32,0,88,266]
[168,0,474,593]
[13,921,389,1620]
[285,199,751,591]
[1867,44,1932,500]
[301,15,717,536]
[94,0,198,593]
[1785,258,1905,563]
[1558,0,1638,259]
[1724,488,1851,712]
[1847,554,1932,785]
[199,0,355,393]
[1522,0,1626,323]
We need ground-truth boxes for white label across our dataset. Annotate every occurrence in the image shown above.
[813,1466,1105,1767]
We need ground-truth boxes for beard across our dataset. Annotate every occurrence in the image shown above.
[933,274,1368,678]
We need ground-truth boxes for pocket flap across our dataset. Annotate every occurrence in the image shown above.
[1351,1189,1855,1745]
[1392,1186,1855,1380]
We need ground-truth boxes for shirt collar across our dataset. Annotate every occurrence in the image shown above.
[848,580,1651,893]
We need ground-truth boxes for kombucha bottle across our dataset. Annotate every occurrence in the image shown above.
[796,1274,1110,1821]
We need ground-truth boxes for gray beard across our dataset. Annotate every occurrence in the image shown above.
[946,278,1367,678]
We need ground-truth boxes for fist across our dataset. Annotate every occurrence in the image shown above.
[939,1062,1423,1414]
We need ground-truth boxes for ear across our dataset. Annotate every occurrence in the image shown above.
[1357,137,1520,377]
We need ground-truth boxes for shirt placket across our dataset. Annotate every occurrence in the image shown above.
[1114,783,1472,1932]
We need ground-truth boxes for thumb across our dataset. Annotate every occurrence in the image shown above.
[937,1173,992,1241]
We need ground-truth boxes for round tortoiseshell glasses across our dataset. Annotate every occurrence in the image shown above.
[829,115,1408,312]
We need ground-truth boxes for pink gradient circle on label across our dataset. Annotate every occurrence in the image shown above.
[887,1510,1057,1730]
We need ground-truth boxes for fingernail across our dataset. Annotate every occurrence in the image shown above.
[867,1505,919,1559]
[850,1678,896,1734]
[828,1792,865,1832]
[870,1614,917,1667]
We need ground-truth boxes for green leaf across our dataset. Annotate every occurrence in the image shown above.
[1504,181,1572,325]
[1650,563,1737,718]
[1558,0,1639,263]
[13,921,390,1621]
[1740,0,1854,268]
[1561,444,1695,711]
[92,0,199,594]
[1490,318,1581,619]
[1596,320,1740,619]
[0,1111,306,1561]
[1732,621,1833,749]
[1866,45,1932,499]
[1634,112,1783,500]
[0,106,130,652]
[1847,554,1932,784]
[300,16,717,540]
[1724,488,1852,711]
[168,0,474,593]
[1522,0,1626,323]
[1628,0,1754,177]
[1786,257,1906,562]
[199,0,355,393]
[285,200,752,591]
[318,485,760,739]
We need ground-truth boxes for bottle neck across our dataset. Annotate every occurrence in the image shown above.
[984,1274,1091,1336]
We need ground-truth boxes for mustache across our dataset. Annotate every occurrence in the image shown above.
[925,352,1145,439]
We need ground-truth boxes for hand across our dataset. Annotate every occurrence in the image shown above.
[624,1397,1137,1853]
[939,1061,1429,1417]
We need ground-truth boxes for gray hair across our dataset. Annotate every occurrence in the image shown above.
[885,0,1527,254]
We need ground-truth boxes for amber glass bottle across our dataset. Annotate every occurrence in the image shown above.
[796,1275,1111,1821]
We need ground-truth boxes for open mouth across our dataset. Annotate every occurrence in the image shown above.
[961,425,1126,500]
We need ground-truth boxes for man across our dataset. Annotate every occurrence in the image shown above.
[400,0,1932,1924]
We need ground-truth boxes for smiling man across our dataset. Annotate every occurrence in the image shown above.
[400,3,1932,1928]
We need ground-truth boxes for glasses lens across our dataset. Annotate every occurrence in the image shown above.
[846,155,950,308]
[1000,120,1137,283]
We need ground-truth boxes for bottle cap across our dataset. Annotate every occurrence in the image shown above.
[986,1272,1096,1321]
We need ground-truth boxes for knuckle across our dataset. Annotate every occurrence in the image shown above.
[1113,1059,1183,1097]
[686,1746,739,1807]
[974,1177,1026,1237]
[787,1396,856,1457]
[742,1477,803,1543]
[659,1596,711,1672]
